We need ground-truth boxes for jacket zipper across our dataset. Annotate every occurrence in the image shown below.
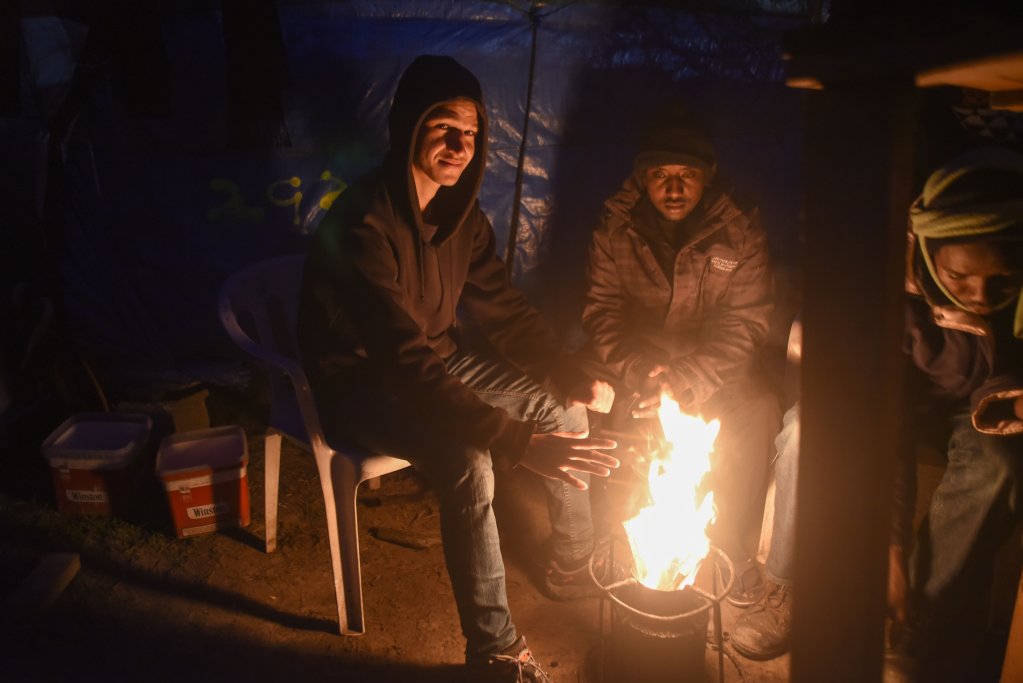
[693,252,711,314]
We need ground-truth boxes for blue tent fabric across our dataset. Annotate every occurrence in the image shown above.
[511,3,802,316]
[4,0,807,395]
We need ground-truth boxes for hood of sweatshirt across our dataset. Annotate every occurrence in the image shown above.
[384,55,488,247]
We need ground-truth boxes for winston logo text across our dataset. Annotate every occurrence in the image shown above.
[187,502,231,520]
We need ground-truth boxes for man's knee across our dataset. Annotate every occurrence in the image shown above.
[973,436,1023,493]
[739,388,782,426]
[425,447,497,505]
[561,403,589,434]
[711,384,781,460]
[709,379,780,426]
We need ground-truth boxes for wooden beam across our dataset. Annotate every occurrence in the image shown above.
[791,83,916,683]
[916,51,1023,92]
[1002,569,1023,683]
[783,13,1022,94]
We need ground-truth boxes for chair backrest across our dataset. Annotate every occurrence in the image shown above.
[218,254,313,444]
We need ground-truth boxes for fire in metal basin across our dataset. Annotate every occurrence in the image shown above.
[585,394,731,681]
[586,540,734,683]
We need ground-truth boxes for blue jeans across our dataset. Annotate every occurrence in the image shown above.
[766,402,1023,621]
[323,350,595,658]
[445,351,596,569]
[910,410,1023,626]
[765,402,800,585]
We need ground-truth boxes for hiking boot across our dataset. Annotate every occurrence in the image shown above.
[726,558,766,607]
[730,580,793,660]
[882,618,929,683]
[466,636,552,683]
[542,540,633,600]
[883,648,920,683]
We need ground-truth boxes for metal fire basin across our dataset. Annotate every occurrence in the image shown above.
[588,546,734,683]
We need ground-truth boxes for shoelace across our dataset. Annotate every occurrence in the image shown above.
[745,583,790,615]
[489,646,549,683]
[764,584,791,608]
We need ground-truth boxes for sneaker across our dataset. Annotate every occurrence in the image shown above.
[466,636,552,683]
[542,540,633,600]
[730,580,793,660]
[726,558,766,607]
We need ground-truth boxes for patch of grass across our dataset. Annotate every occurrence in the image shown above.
[0,492,174,560]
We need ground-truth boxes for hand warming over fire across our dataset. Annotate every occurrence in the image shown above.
[567,379,615,413]
[519,432,619,490]
[632,364,673,418]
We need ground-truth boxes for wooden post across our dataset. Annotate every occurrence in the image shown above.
[791,83,917,683]
[1003,570,1023,683]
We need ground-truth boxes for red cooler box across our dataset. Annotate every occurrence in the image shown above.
[156,426,250,538]
[42,413,152,516]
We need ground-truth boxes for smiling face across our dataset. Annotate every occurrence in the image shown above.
[933,241,1023,317]
[411,98,479,210]
[642,164,708,222]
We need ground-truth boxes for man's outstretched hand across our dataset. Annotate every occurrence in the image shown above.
[519,432,619,490]
[632,364,672,418]
[567,380,615,414]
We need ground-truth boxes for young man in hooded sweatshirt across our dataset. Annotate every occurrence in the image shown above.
[298,55,619,683]
[579,103,781,605]
[731,147,1023,681]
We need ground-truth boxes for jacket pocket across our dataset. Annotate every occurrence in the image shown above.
[697,246,739,306]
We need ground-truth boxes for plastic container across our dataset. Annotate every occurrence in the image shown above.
[156,426,250,538]
[42,413,152,516]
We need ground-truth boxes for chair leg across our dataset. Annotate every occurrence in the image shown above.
[264,432,282,554]
[317,454,366,636]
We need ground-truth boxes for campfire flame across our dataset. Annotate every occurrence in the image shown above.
[623,395,719,591]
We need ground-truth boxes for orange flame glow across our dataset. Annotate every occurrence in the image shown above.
[623,395,719,590]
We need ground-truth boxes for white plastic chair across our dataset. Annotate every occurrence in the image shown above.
[217,254,411,635]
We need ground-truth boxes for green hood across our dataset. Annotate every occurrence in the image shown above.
[909,146,1023,336]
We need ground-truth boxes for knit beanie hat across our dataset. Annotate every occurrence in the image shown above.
[909,146,1023,335]
[634,103,716,177]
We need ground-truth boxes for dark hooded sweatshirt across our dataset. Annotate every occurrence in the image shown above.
[904,233,1023,435]
[887,232,1023,547]
[297,55,587,464]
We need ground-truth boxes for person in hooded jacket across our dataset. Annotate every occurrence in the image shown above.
[579,103,781,605]
[896,145,1023,680]
[298,55,618,683]
[731,147,1023,681]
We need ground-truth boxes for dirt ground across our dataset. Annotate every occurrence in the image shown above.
[0,390,789,683]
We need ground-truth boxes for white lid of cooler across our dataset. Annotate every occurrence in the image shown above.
[156,425,248,476]
[42,413,152,469]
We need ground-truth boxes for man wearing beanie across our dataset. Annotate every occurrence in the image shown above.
[579,103,781,604]
[732,147,1023,681]
[299,55,620,682]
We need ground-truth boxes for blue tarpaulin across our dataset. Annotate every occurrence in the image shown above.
[2,1,807,396]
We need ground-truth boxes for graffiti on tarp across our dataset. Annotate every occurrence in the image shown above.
[207,170,348,232]
[207,179,264,224]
